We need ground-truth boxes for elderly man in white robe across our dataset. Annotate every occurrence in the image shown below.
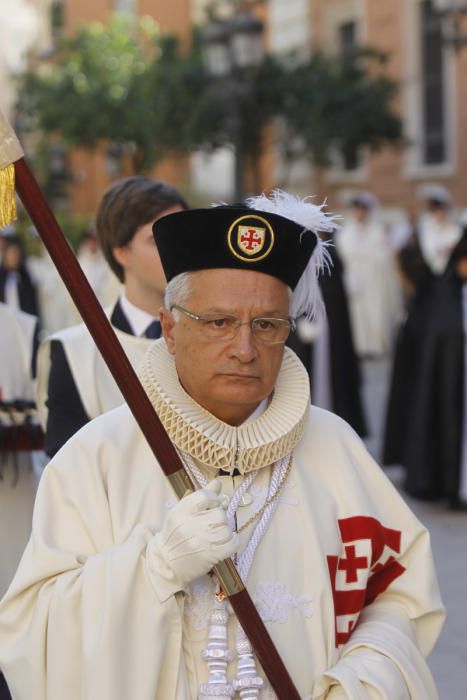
[0,192,444,700]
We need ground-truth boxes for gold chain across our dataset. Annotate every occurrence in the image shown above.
[236,454,293,534]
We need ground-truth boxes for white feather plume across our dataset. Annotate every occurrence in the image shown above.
[245,189,337,320]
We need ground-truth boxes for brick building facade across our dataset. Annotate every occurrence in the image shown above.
[305,0,467,216]
[55,0,192,214]
[9,0,467,217]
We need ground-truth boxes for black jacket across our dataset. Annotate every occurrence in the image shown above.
[44,301,135,457]
[383,230,467,503]
[0,265,39,317]
[287,246,367,437]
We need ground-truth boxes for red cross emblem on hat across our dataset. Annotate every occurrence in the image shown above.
[238,225,266,255]
[227,214,275,263]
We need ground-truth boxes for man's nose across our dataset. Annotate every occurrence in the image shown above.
[228,323,257,362]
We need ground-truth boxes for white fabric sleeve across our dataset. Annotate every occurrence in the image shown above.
[312,600,440,700]
[0,452,185,700]
[308,434,445,700]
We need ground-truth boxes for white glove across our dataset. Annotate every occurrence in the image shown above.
[146,480,239,601]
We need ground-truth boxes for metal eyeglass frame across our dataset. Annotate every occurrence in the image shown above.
[170,304,296,345]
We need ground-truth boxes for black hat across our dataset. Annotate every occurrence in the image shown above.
[154,206,317,290]
[153,190,335,319]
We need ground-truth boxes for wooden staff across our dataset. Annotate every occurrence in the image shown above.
[0,112,301,699]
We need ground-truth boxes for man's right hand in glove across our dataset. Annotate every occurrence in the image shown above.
[146,479,238,601]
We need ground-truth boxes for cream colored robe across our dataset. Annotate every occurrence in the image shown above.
[0,342,444,699]
[0,302,36,402]
[36,311,154,429]
[27,253,76,336]
[0,304,39,596]
[335,217,402,356]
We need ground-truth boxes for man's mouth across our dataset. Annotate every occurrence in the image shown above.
[222,373,259,380]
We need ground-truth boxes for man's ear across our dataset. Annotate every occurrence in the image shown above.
[112,245,129,270]
[160,307,176,354]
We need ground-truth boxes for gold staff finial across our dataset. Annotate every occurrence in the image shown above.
[0,109,24,228]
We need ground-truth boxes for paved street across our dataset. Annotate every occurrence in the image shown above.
[405,490,467,699]
[362,358,467,700]
[0,457,37,598]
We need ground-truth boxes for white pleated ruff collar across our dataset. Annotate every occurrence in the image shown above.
[138,340,310,474]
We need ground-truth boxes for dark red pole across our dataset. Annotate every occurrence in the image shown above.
[14,157,301,700]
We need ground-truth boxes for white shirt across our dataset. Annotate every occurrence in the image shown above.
[119,292,159,337]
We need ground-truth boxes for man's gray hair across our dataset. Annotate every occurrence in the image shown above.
[165,270,294,320]
[164,272,194,313]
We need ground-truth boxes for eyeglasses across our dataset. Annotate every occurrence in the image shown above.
[171,305,296,345]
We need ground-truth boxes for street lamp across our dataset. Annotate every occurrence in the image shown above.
[202,10,264,201]
[433,0,467,47]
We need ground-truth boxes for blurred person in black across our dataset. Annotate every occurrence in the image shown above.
[0,235,39,317]
[383,187,462,468]
[394,185,461,299]
[401,225,467,507]
[288,233,367,437]
[384,194,467,506]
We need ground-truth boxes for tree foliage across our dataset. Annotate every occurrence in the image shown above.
[279,48,402,167]
[18,15,161,169]
[16,16,402,177]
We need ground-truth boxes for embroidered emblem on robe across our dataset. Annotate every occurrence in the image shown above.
[327,516,406,647]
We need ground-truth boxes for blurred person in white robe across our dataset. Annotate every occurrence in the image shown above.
[0,303,41,598]
[66,227,121,325]
[335,193,403,357]
[27,237,77,335]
